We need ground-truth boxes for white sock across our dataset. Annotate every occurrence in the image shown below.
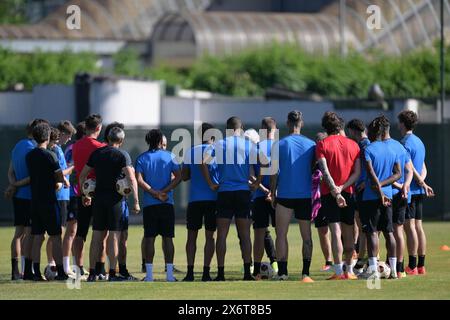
[346,264,354,274]
[48,260,56,267]
[334,263,343,275]
[166,263,174,280]
[368,257,378,272]
[145,263,153,281]
[21,256,25,274]
[389,257,397,274]
[63,256,71,274]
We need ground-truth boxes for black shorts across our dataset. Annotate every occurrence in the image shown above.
[92,198,123,232]
[276,197,312,221]
[252,197,276,228]
[216,191,251,220]
[392,193,407,225]
[143,204,175,238]
[57,200,69,227]
[75,197,93,241]
[31,202,62,236]
[406,194,424,220]
[360,199,394,233]
[120,200,129,231]
[314,192,355,228]
[67,196,78,222]
[355,189,364,212]
[186,201,217,231]
[13,197,32,227]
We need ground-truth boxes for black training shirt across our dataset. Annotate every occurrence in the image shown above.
[87,146,127,202]
[26,147,61,205]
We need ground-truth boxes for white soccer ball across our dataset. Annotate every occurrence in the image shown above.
[116,177,132,197]
[377,261,391,279]
[260,262,274,279]
[44,265,57,281]
[82,178,96,198]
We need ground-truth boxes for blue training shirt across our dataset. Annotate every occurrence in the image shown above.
[53,144,70,201]
[184,144,219,203]
[363,140,399,201]
[384,138,412,201]
[273,134,316,199]
[357,138,370,188]
[401,133,425,195]
[11,138,36,199]
[135,149,181,207]
[212,135,258,193]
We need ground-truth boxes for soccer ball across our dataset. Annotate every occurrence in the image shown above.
[260,262,274,279]
[82,179,96,198]
[377,261,391,279]
[44,265,57,281]
[116,177,132,197]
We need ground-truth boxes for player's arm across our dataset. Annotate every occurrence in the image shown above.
[269,172,278,209]
[78,165,92,190]
[340,158,361,191]
[317,157,338,196]
[123,166,140,213]
[181,165,191,182]
[379,162,401,187]
[7,161,16,185]
[161,168,182,194]
[366,160,390,206]
[62,165,74,176]
[135,171,160,198]
[201,153,219,191]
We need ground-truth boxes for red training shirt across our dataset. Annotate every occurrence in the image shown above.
[316,134,360,195]
[72,136,106,196]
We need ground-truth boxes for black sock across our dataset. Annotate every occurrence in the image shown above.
[187,265,194,277]
[278,261,288,276]
[397,260,404,273]
[89,268,95,276]
[264,231,277,264]
[302,259,311,276]
[56,265,65,276]
[355,241,360,254]
[418,255,425,268]
[253,262,261,276]
[11,258,18,274]
[119,264,127,275]
[217,266,225,278]
[95,262,102,275]
[100,262,106,275]
[33,263,41,276]
[243,263,252,277]
[326,260,333,266]
[142,258,145,267]
[109,269,116,278]
[78,265,85,275]
[24,258,33,276]
[409,255,417,269]
[202,266,210,276]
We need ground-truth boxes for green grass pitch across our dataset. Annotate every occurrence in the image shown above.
[0,222,449,300]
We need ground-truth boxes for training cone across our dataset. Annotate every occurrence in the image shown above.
[440,245,450,251]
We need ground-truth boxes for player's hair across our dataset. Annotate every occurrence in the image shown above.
[261,117,277,132]
[287,110,303,128]
[32,123,51,144]
[346,119,366,132]
[75,121,86,140]
[145,129,163,150]
[338,117,345,130]
[57,120,76,136]
[398,110,418,130]
[226,116,243,130]
[200,122,215,143]
[49,127,60,143]
[377,114,390,133]
[84,114,102,131]
[321,111,341,135]
[26,119,49,136]
[367,117,384,142]
[108,127,125,144]
[104,121,125,142]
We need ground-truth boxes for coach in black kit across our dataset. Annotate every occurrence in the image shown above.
[79,127,140,282]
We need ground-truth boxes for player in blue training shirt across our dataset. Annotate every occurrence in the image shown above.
[182,123,219,282]
[270,111,316,282]
[136,129,182,282]
[397,110,434,275]
[360,117,401,279]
